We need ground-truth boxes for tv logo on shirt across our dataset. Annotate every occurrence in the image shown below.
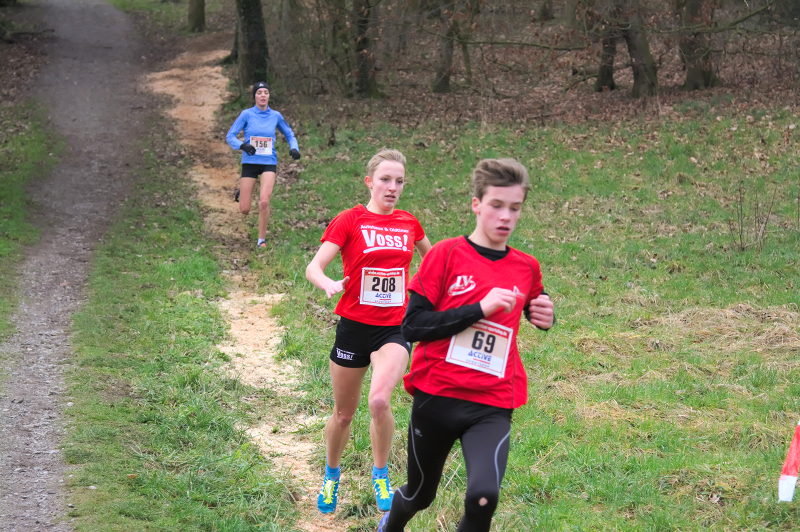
[448,275,476,296]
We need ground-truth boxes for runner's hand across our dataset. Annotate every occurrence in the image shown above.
[479,287,517,316]
[290,148,301,160]
[240,142,256,156]
[528,294,554,329]
[323,276,349,298]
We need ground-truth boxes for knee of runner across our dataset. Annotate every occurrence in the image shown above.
[367,394,391,418]
[239,204,250,214]
[258,197,271,210]
[465,488,499,512]
[332,408,356,427]
[419,496,436,511]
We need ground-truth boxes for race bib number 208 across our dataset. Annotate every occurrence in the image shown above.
[360,267,404,307]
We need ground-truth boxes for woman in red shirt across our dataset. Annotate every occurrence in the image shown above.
[306,148,431,515]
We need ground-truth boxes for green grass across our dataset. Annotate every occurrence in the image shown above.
[65,117,299,530]
[248,107,800,530]
[0,103,55,341]
[62,95,800,529]
[35,1,798,524]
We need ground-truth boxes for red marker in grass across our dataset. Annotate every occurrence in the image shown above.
[778,420,800,502]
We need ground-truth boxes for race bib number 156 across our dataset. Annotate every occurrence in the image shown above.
[250,136,273,156]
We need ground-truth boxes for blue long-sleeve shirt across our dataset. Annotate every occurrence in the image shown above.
[225,106,299,165]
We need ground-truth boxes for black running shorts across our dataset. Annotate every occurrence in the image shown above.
[329,316,411,368]
[241,163,277,178]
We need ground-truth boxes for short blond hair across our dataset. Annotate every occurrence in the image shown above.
[366,148,406,176]
[471,158,530,200]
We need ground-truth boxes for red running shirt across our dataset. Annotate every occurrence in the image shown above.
[321,205,426,326]
[404,236,544,409]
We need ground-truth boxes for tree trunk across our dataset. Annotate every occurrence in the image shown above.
[353,0,380,97]
[431,0,478,93]
[538,0,554,21]
[459,34,472,84]
[188,0,205,33]
[677,0,719,90]
[618,0,657,97]
[433,14,458,93]
[328,0,354,96]
[563,0,580,29]
[235,0,269,98]
[595,33,617,91]
[225,19,239,64]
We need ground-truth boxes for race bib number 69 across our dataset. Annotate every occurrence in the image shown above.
[446,319,513,378]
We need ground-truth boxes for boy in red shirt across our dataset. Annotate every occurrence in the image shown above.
[378,158,554,532]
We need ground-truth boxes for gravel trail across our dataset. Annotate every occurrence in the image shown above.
[0,0,150,529]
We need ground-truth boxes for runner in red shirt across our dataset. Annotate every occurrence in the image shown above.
[306,149,432,515]
[378,158,555,532]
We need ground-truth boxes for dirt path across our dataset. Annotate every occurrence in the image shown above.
[0,0,151,529]
[0,2,356,529]
[145,33,346,532]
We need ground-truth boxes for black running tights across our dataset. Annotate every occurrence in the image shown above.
[385,391,513,532]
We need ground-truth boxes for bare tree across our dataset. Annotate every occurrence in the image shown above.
[433,6,459,93]
[592,0,657,97]
[224,18,239,64]
[325,0,356,95]
[353,0,380,97]
[260,0,791,103]
[538,0,554,21]
[586,0,656,96]
[188,0,205,33]
[235,0,269,98]
[676,0,719,90]
[619,0,657,97]
[432,0,479,93]
[564,0,581,29]
[595,29,618,91]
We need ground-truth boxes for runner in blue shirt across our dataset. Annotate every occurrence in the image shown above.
[226,81,301,248]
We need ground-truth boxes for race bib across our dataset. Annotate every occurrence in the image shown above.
[250,136,273,156]
[446,320,513,378]
[360,267,404,307]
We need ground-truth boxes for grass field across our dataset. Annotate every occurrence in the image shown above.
[250,108,799,530]
[3,0,798,529]
[60,105,800,530]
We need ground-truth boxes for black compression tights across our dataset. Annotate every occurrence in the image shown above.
[385,392,513,532]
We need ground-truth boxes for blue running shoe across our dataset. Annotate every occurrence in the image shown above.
[317,475,339,514]
[377,510,391,532]
[372,475,394,512]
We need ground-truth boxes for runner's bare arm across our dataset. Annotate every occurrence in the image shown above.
[305,241,349,298]
[415,236,432,258]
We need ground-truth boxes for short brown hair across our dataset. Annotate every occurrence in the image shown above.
[366,148,406,176]
[471,158,530,200]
